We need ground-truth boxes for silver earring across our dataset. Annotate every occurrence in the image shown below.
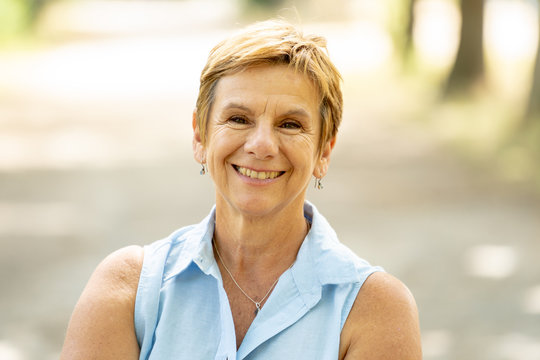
[315,177,323,190]
[200,163,207,175]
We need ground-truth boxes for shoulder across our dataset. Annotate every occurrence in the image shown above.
[87,245,145,301]
[339,272,422,360]
[60,246,144,359]
[73,245,144,309]
[96,245,144,283]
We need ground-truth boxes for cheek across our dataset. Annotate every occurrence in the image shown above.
[282,135,318,167]
[207,128,243,161]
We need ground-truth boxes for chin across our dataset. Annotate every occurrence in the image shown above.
[230,191,307,219]
[232,198,280,218]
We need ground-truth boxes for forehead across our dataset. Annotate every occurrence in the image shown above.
[212,65,320,115]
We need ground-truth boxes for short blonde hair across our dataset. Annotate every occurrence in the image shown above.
[195,20,343,153]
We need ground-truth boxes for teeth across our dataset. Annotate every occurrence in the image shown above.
[235,166,281,180]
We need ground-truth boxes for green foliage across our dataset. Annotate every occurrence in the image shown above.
[247,0,285,7]
[0,0,30,42]
[239,0,288,20]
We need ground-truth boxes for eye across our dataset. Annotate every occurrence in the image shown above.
[228,116,248,125]
[280,121,302,130]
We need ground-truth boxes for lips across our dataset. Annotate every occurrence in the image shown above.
[233,165,285,180]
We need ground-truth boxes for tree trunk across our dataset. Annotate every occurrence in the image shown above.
[444,0,485,97]
[525,11,540,121]
[404,0,415,56]
[28,0,46,23]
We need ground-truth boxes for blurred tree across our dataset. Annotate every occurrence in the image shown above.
[404,0,415,57]
[0,0,28,40]
[400,0,417,70]
[240,0,287,20]
[444,0,485,97]
[0,0,45,42]
[247,0,285,7]
[387,0,416,63]
[525,8,540,121]
[28,0,46,24]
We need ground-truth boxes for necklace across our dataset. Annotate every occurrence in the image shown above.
[212,239,290,316]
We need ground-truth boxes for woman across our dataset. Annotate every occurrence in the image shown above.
[61,20,421,359]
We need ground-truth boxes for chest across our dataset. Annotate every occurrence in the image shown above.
[138,266,357,360]
[149,287,344,359]
[221,275,271,349]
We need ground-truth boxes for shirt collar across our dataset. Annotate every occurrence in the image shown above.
[164,202,360,287]
[163,206,218,282]
[290,201,359,303]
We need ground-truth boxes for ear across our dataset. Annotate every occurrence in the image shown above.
[192,109,206,164]
[313,136,336,178]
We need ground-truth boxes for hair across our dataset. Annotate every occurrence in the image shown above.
[195,19,343,153]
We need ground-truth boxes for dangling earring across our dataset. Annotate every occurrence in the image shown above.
[314,177,323,190]
[200,163,207,175]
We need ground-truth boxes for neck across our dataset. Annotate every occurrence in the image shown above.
[213,197,309,276]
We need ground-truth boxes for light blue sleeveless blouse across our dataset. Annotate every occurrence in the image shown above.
[134,201,383,359]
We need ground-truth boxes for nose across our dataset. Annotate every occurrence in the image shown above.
[244,122,279,159]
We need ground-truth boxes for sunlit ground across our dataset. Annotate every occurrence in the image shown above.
[0,1,539,359]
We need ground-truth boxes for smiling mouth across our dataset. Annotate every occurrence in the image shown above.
[233,165,285,180]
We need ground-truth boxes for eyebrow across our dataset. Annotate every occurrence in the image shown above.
[221,102,253,115]
[221,102,310,119]
[281,108,310,119]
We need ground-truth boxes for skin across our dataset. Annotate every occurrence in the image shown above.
[338,272,422,359]
[60,64,421,359]
[60,246,143,360]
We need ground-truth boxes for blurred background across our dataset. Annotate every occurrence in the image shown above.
[1,0,539,359]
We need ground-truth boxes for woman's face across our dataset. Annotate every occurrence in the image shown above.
[193,64,334,218]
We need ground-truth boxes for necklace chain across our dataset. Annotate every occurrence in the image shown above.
[212,239,289,315]
[212,219,309,315]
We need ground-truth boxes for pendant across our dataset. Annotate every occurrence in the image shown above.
[254,302,261,316]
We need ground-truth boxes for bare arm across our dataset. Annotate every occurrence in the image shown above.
[60,245,144,360]
[339,272,422,359]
